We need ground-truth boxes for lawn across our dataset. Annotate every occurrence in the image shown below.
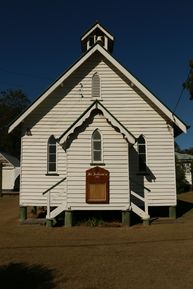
[0,193,193,289]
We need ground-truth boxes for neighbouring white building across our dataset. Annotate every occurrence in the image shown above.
[8,23,187,226]
[176,152,193,187]
[0,152,20,191]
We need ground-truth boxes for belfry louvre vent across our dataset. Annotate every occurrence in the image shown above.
[92,73,100,98]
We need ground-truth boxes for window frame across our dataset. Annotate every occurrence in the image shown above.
[91,129,103,164]
[47,135,57,174]
[92,72,101,99]
[137,135,147,173]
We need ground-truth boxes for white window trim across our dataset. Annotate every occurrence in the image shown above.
[91,129,104,164]
[47,136,58,174]
[137,135,148,173]
[91,72,102,100]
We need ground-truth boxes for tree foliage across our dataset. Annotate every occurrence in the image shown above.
[181,147,193,155]
[175,141,181,153]
[183,60,193,100]
[175,142,193,193]
[0,89,30,159]
[175,157,189,193]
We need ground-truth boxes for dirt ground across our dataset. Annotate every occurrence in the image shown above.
[0,193,193,289]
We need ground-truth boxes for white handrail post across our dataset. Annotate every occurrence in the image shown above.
[144,190,148,216]
[46,191,50,219]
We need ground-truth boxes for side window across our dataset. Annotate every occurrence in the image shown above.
[47,136,57,173]
[92,73,100,98]
[138,135,146,172]
[92,129,102,163]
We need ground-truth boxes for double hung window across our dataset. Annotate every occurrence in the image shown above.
[92,73,100,98]
[138,135,146,172]
[92,129,102,163]
[47,136,57,173]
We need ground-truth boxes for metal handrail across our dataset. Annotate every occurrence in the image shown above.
[42,177,67,195]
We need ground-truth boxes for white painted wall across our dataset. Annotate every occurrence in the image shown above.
[2,165,20,190]
[20,53,176,208]
[20,135,67,206]
[66,114,129,210]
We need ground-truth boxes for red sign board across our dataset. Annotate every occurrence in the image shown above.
[86,167,109,204]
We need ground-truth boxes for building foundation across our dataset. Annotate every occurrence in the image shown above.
[122,210,131,226]
[65,210,72,227]
[19,206,27,222]
[169,206,176,219]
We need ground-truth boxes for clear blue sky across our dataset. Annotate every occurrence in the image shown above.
[0,0,193,149]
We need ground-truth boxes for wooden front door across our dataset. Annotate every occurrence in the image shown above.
[86,167,109,204]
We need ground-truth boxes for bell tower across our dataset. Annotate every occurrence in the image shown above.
[80,22,114,54]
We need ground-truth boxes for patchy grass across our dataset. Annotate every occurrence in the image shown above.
[73,210,122,227]
[0,193,193,289]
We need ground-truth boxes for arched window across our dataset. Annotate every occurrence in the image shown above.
[138,135,146,172]
[92,73,100,98]
[92,129,102,163]
[47,136,57,173]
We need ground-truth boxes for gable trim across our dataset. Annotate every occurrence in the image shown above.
[97,47,187,134]
[8,45,100,134]
[58,100,136,145]
[80,23,114,42]
[8,44,187,135]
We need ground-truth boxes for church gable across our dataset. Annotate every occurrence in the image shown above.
[22,50,184,143]
[58,100,136,147]
[66,112,130,208]
[9,23,186,135]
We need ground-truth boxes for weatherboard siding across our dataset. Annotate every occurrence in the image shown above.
[66,114,129,210]
[20,136,67,206]
[20,55,176,207]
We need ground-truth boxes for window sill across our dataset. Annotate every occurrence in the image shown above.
[90,163,106,166]
[90,98,103,101]
[45,173,59,176]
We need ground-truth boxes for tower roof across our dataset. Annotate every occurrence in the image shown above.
[80,22,114,53]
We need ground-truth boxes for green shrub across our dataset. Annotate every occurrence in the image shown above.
[86,217,104,227]
[176,160,189,193]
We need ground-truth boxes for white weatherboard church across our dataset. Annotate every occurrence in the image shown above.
[9,23,187,226]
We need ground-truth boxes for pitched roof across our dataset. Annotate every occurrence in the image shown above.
[80,22,114,42]
[8,43,187,135]
[0,152,20,167]
[58,100,136,145]
[175,152,193,161]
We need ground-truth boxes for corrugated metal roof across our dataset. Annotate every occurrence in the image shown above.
[0,152,20,167]
[175,152,193,161]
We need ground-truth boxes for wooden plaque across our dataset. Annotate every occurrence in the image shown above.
[86,167,109,204]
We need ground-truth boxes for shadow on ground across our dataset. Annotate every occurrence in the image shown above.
[177,199,193,218]
[0,263,56,289]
